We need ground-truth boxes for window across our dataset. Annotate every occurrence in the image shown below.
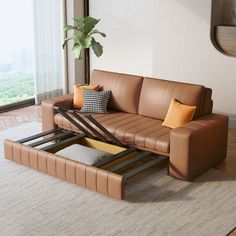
[0,0,35,107]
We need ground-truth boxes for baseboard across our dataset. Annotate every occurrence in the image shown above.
[229,117,236,129]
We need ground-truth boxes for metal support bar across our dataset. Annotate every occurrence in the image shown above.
[108,151,151,172]
[123,156,167,179]
[68,110,109,143]
[94,147,137,168]
[84,114,124,147]
[29,131,74,147]
[17,128,62,143]
[54,106,95,139]
[41,133,85,151]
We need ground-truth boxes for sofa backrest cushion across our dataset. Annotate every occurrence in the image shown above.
[91,70,143,114]
[138,77,204,120]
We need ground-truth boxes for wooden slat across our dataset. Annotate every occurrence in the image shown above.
[17,128,62,143]
[84,114,124,147]
[123,156,167,179]
[108,151,151,172]
[68,110,109,143]
[28,130,74,147]
[94,147,137,168]
[41,134,85,151]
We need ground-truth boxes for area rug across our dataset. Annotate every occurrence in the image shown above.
[0,121,42,159]
[0,123,236,236]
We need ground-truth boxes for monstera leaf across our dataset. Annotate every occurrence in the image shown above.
[63,16,106,59]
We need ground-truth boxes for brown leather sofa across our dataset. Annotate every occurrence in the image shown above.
[42,69,228,181]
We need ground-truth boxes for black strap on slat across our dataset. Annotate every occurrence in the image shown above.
[68,110,109,143]
[93,147,137,168]
[123,156,167,179]
[108,151,151,172]
[54,106,95,139]
[41,134,85,151]
[17,128,62,143]
[84,114,124,147]
[29,131,74,147]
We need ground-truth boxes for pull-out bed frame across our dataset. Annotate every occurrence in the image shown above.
[4,107,167,199]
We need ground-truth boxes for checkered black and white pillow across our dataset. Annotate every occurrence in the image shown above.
[81,89,111,113]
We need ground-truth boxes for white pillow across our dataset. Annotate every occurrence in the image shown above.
[55,144,112,165]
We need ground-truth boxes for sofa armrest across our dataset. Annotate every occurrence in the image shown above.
[41,94,73,132]
[169,114,228,181]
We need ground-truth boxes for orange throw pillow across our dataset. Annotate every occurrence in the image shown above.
[162,98,196,129]
[73,84,100,109]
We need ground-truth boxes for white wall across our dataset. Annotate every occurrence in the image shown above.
[90,0,236,127]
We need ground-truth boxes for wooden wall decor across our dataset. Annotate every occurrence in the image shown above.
[215,25,236,56]
[211,0,236,57]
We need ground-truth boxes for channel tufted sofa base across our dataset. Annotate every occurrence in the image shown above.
[4,139,125,200]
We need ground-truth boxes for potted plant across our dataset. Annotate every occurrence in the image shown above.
[62,16,106,59]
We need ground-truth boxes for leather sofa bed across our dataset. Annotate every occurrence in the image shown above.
[42,69,228,181]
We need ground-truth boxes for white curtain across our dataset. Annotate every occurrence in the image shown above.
[33,0,64,104]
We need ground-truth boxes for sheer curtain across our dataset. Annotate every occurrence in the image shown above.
[33,0,64,104]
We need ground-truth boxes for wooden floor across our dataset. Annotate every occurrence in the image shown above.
[0,105,236,235]
[0,105,41,131]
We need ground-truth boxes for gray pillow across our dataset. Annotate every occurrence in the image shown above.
[81,89,111,113]
[55,144,112,165]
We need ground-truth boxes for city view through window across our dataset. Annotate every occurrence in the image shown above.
[0,0,35,107]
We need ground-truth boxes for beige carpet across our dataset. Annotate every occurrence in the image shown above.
[0,159,236,236]
[0,122,41,159]
[1,122,236,236]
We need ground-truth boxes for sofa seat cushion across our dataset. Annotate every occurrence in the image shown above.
[54,111,171,154]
